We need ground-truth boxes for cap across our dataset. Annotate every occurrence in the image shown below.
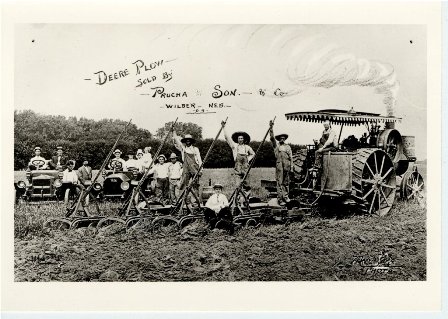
[213,183,223,189]
[114,149,122,154]
[136,149,144,155]
[170,153,178,159]
[158,154,167,161]
[56,146,63,150]
[34,146,41,151]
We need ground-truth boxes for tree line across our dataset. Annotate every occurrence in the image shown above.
[14,110,305,170]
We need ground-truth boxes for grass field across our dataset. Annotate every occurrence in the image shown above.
[13,166,427,282]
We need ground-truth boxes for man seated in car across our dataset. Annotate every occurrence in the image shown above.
[48,146,68,170]
[108,149,127,172]
[28,146,48,170]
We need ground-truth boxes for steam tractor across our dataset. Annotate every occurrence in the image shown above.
[263,108,424,216]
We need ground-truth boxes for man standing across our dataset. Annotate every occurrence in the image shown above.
[223,125,255,179]
[77,160,92,186]
[49,146,68,170]
[270,121,293,205]
[173,132,202,205]
[135,149,145,172]
[28,147,47,170]
[167,153,183,204]
[148,154,170,203]
[314,120,338,168]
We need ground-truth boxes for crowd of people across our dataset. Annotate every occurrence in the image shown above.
[26,121,338,214]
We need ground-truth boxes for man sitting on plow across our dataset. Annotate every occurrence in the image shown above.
[203,183,234,234]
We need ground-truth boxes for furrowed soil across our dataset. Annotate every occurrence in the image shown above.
[14,168,426,281]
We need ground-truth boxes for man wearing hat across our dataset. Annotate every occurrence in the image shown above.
[167,153,183,204]
[62,160,79,184]
[223,125,255,179]
[28,147,47,170]
[135,149,145,172]
[314,120,338,168]
[270,121,293,205]
[77,160,92,186]
[108,149,127,171]
[203,183,234,234]
[49,146,68,170]
[148,154,170,203]
[173,131,202,205]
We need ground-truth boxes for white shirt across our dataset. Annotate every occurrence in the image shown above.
[126,159,140,170]
[142,153,153,169]
[149,163,170,179]
[168,161,183,179]
[224,128,255,161]
[62,169,79,184]
[205,193,229,213]
[173,134,202,166]
[322,128,338,148]
[29,155,47,167]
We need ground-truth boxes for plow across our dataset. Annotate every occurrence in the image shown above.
[40,107,424,234]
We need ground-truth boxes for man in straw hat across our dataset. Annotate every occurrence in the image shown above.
[270,120,293,205]
[108,149,127,171]
[223,124,255,179]
[314,120,338,169]
[28,146,47,170]
[49,146,68,170]
[167,153,183,204]
[148,154,170,203]
[173,131,202,205]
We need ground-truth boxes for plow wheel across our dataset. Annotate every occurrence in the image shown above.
[400,170,425,205]
[292,148,310,185]
[43,218,72,231]
[151,216,180,233]
[96,217,126,229]
[352,149,396,216]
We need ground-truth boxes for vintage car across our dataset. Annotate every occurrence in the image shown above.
[15,159,65,202]
[92,159,152,200]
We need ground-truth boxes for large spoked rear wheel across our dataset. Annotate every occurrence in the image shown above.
[353,149,396,216]
[400,170,425,205]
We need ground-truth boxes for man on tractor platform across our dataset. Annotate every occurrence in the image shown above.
[28,146,47,170]
[173,132,202,206]
[314,120,338,169]
[49,146,68,170]
[269,120,293,206]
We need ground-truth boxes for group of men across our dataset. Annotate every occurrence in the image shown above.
[28,146,93,186]
[27,120,338,210]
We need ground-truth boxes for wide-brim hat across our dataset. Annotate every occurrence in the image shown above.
[181,134,196,143]
[213,183,223,189]
[170,153,178,159]
[231,131,251,143]
[34,147,41,151]
[114,149,122,154]
[275,134,289,141]
[158,154,167,161]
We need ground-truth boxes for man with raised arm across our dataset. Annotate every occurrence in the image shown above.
[269,120,293,205]
[223,125,255,180]
[173,131,202,206]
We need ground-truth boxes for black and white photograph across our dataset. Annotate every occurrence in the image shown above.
[12,23,428,283]
[2,1,445,315]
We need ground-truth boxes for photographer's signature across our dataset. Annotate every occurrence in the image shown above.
[351,251,403,274]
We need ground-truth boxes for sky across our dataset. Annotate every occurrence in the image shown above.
[15,24,427,159]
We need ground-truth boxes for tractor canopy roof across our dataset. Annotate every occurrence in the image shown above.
[285,107,401,126]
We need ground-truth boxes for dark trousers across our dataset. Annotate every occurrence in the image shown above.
[203,207,234,234]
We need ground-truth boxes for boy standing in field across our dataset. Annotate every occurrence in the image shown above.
[167,153,183,204]
[148,154,170,203]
